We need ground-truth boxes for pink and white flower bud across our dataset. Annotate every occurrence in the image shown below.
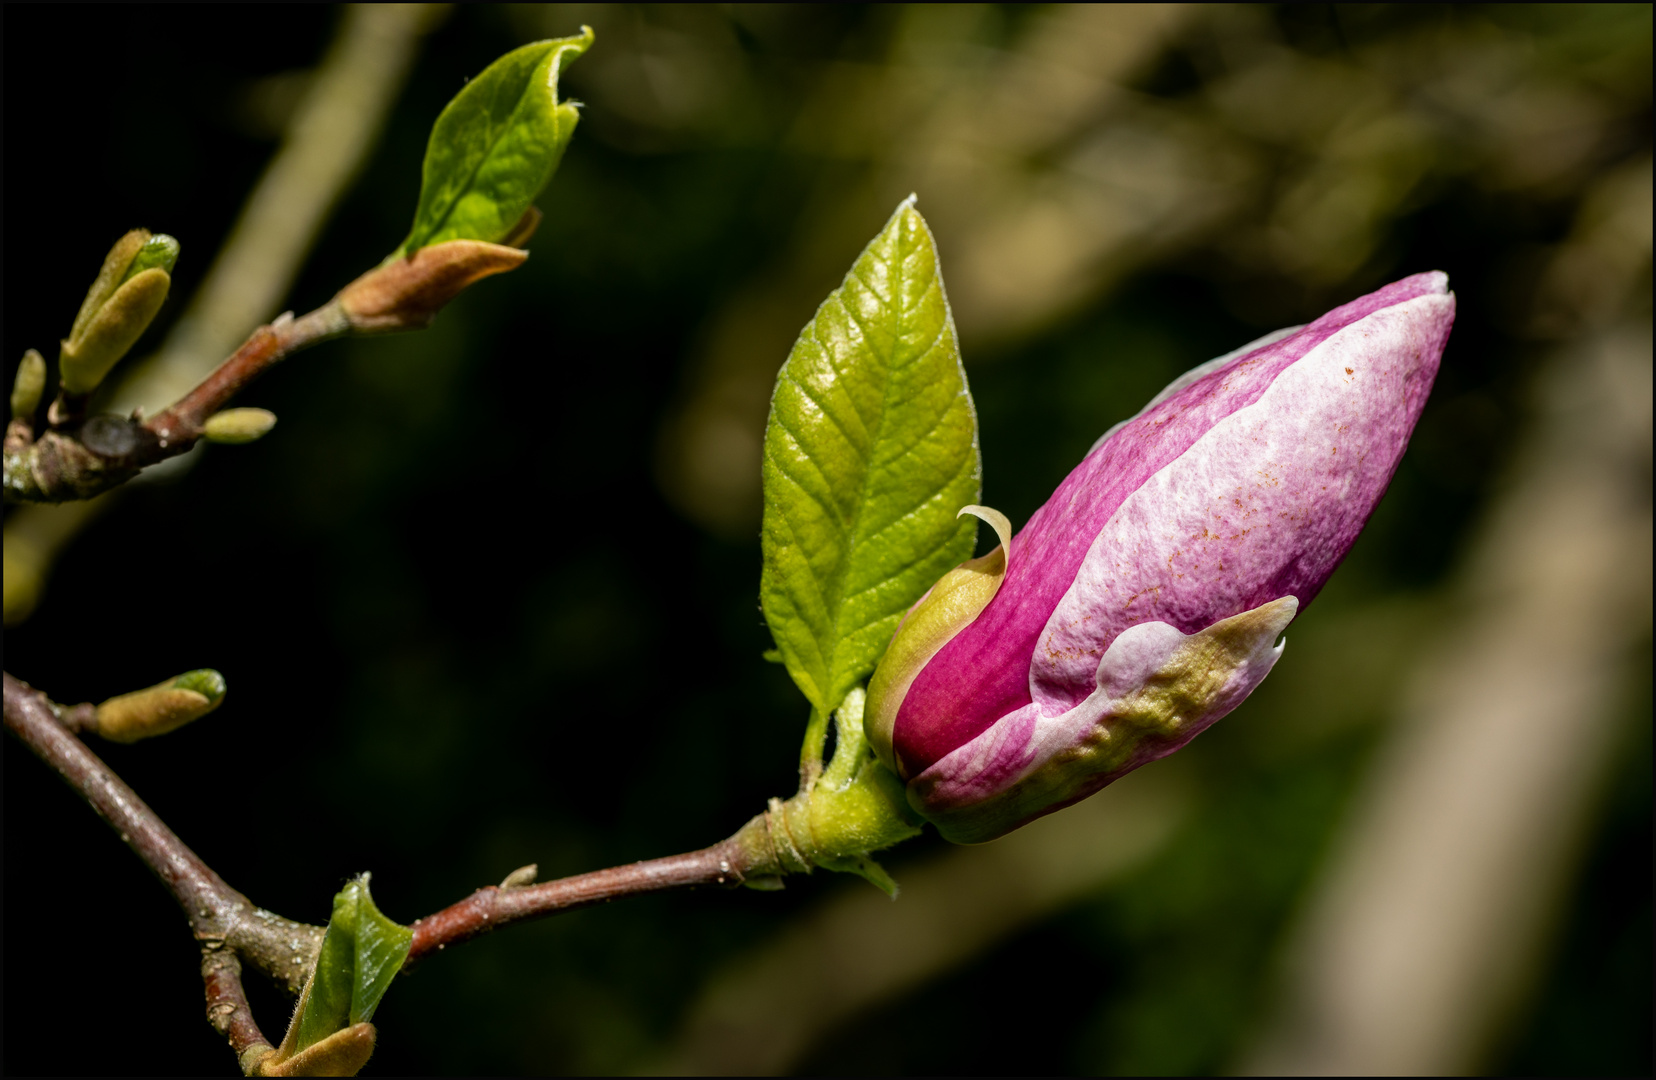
[865,273,1456,843]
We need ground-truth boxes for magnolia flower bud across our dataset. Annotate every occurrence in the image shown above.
[866,273,1456,843]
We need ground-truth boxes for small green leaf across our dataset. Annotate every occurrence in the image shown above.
[293,875,413,1055]
[170,668,226,705]
[760,196,981,724]
[120,233,179,283]
[400,28,593,254]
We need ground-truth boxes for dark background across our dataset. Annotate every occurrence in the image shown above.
[4,5,1649,1074]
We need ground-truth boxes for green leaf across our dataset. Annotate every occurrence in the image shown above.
[760,196,981,724]
[292,874,413,1054]
[120,233,179,283]
[399,28,593,254]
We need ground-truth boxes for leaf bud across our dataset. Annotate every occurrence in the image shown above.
[94,668,226,743]
[499,864,539,889]
[336,240,527,333]
[278,874,410,1069]
[11,349,47,420]
[203,407,278,444]
[59,231,178,395]
[68,230,150,345]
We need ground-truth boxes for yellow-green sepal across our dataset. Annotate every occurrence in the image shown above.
[864,505,1012,778]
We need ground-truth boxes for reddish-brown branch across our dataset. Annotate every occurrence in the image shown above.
[5,672,238,922]
[7,668,784,1070]
[4,304,349,504]
[144,303,349,447]
[405,839,750,969]
[203,945,275,1068]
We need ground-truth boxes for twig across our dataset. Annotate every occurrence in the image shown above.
[203,945,277,1071]
[1,3,441,619]
[145,304,349,445]
[4,304,349,504]
[6,666,778,1067]
[1,672,323,995]
[405,840,751,969]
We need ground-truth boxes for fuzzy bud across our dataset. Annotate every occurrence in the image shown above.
[59,231,178,395]
[11,349,47,420]
[95,669,226,743]
[336,240,527,333]
[203,408,278,444]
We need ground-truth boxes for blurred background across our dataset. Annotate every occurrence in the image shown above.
[3,4,1649,1074]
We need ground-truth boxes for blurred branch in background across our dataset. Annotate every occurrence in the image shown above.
[517,3,1652,536]
[1243,158,1652,1076]
[1,3,444,627]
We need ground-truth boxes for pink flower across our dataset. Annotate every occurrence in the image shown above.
[866,273,1456,843]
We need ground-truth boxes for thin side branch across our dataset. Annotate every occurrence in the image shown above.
[203,944,276,1072]
[3,303,349,504]
[145,304,349,446]
[405,839,751,969]
[1,672,323,992]
[7,667,792,1070]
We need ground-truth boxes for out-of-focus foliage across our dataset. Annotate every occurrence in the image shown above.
[3,4,1648,1075]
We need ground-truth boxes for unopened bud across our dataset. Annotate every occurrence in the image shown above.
[95,668,226,743]
[499,864,538,889]
[11,349,46,420]
[59,261,174,395]
[868,273,1456,843]
[68,230,150,345]
[203,408,277,444]
[336,240,527,333]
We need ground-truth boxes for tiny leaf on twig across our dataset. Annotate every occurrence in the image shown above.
[759,196,982,722]
[290,875,412,1058]
[399,28,593,254]
[120,233,180,284]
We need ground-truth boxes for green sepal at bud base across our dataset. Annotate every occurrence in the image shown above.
[94,668,225,743]
[11,350,46,419]
[203,407,277,444]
